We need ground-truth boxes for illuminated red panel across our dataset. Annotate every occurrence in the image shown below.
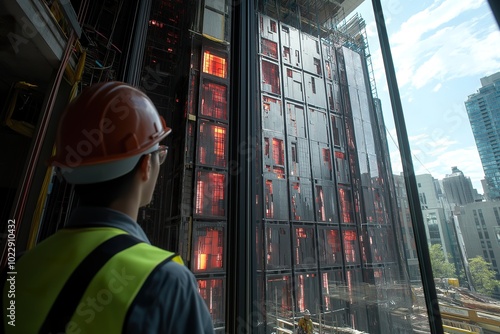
[316,186,325,221]
[201,82,227,120]
[195,171,226,217]
[265,180,274,218]
[272,138,284,165]
[203,51,227,78]
[262,38,278,58]
[322,148,332,170]
[261,60,280,95]
[148,19,165,28]
[343,230,358,264]
[339,187,353,223]
[198,122,227,167]
[193,226,224,272]
[198,278,224,325]
[319,228,341,266]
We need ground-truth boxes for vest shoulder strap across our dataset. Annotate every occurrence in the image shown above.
[39,233,141,334]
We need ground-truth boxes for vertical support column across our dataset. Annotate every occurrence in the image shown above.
[227,0,258,332]
[370,1,443,333]
[123,0,152,85]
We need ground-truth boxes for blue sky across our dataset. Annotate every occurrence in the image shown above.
[351,0,500,191]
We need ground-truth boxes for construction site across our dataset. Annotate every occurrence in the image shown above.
[2,0,499,333]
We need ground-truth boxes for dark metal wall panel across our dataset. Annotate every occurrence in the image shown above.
[259,14,280,42]
[301,34,322,76]
[338,186,355,224]
[331,114,346,150]
[200,79,229,122]
[343,229,360,265]
[293,223,317,268]
[287,137,311,178]
[263,177,289,220]
[262,95,284,133]
[289,177,314,222]
[308,107,329,143]
[280,23,301,68]
[197,120,228,168]
[261,58,281,95]
[261,37,279,60]
[320,269,346,318]
[198,277,225,328]
[266,274,294,320]
[285,102,307,138]
[334,150,350,184]
[326,80,342,114]
[362,226,397,265]
[283,66,304,102]
[310,141,333,181]
[263,131,287,172]
[318,227,342,266]
[294,271,320,313]
[321,41,339,83]
[194,169,227,218]
[304,72,326,108]
[314,181,337,223]
[265,222,292,270]
[362,185,376,224]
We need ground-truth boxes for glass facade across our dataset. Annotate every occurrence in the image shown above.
[465,74,500,201]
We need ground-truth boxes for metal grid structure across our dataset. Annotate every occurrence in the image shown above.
[255,7,413,333]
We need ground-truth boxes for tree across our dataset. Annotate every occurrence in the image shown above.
[468,256,500,296]
[429,244,455,278]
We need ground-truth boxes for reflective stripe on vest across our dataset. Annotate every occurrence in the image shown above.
[2,227,183,333]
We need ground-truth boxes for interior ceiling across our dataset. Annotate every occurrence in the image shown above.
[284,0,364,24]
[0,0,64,90]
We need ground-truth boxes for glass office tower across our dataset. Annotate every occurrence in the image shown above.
[465,72,500,201]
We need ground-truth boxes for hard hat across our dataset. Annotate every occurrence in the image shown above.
[49,81,171,184]
[303,309,310,316]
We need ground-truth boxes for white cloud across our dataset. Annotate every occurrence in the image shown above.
[389,132,484,192]
[383,0,500,90]
[433,83,442,92]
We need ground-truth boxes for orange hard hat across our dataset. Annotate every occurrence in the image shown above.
[49,81,171,184]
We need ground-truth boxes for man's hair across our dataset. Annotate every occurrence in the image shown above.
[74,157,144,207]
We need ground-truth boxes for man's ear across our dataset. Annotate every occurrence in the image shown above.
[138,154,152,181]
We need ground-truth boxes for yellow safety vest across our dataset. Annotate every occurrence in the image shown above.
[2,227,183,334]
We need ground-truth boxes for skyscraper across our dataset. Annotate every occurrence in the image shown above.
[442,167,476,206]
[1,1,433,333]
[465,72,500,201]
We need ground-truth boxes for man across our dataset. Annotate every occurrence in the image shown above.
[297,309,314,334]
[1,82,214,333]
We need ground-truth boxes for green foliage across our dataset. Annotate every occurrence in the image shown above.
[468,256,500,296]
[429,244,455,278]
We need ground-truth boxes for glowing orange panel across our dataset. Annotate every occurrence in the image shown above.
[203,51,227,78]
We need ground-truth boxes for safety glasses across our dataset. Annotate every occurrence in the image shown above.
[152,145,168,165]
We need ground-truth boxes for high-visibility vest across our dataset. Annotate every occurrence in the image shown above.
[2,227,183,334]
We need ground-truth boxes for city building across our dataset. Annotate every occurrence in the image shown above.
[0,0,444,333]
[442,167,477,206]
[465,72,500,201]
[416,174,463,279]
[456,201,500,281]
[393,174,420,282]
